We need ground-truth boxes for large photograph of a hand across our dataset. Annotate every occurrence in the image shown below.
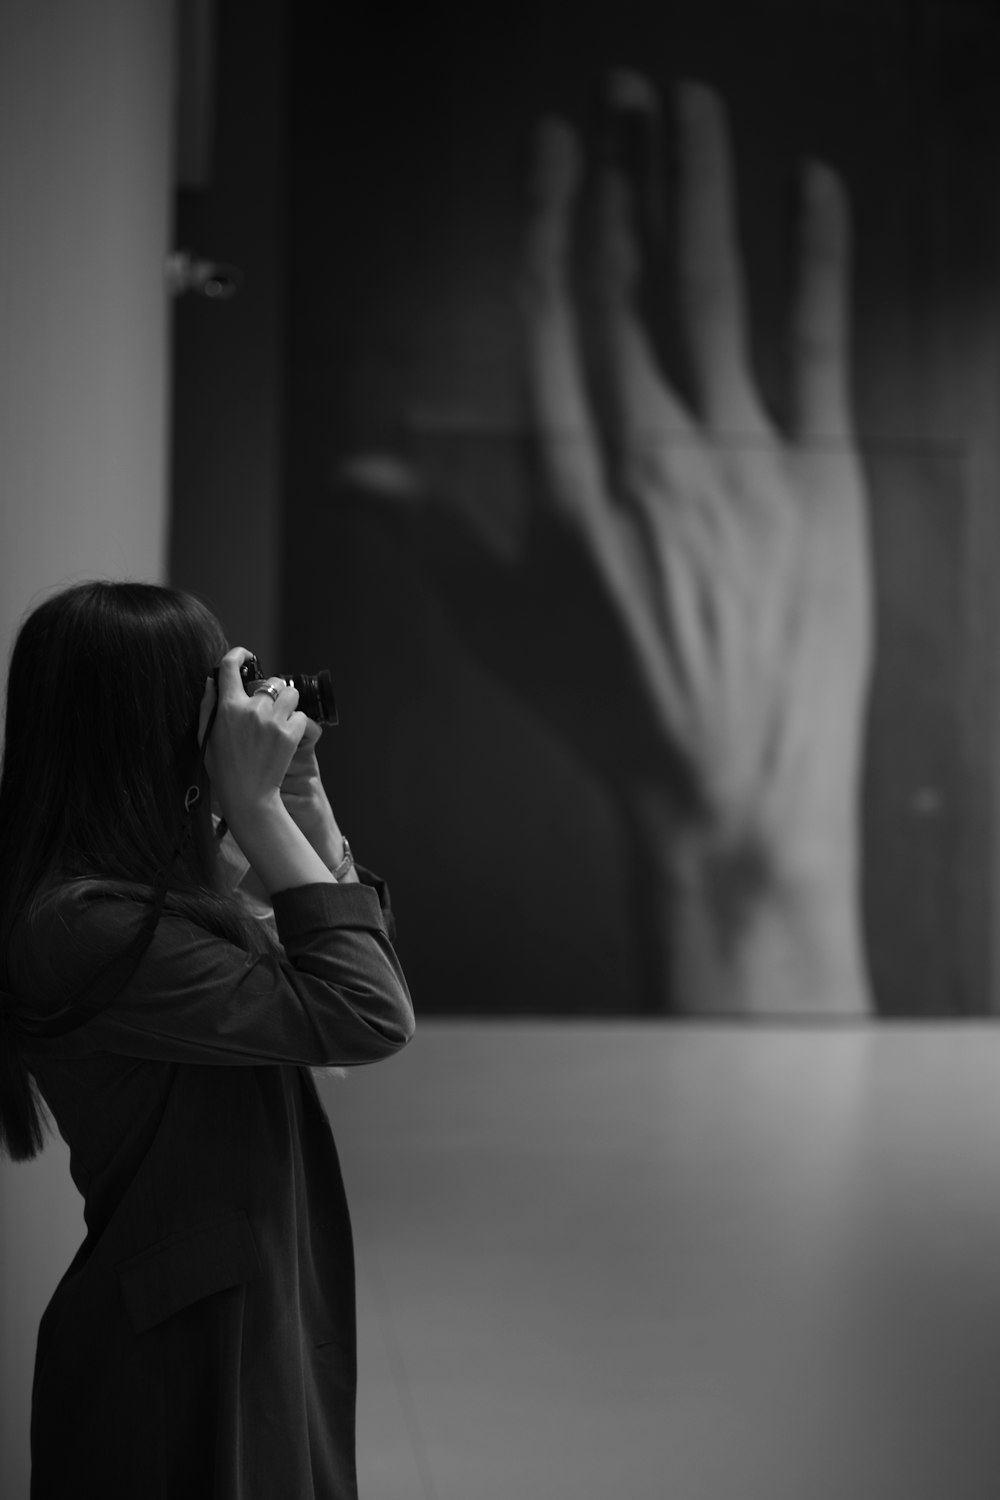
[343,78,872,1014]
[519,82,873,1011]
[278,2,996,1019]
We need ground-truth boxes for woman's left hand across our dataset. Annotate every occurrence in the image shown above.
[251,683,350,875]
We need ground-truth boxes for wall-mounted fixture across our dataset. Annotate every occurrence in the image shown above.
[166,250,243,299]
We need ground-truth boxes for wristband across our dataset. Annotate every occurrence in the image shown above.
[332,838,354,880]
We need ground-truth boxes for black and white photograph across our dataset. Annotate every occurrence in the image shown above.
[3,0,1000,1495]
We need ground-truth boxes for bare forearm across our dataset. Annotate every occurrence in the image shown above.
[306,821,360,883]
[225,794,337,896]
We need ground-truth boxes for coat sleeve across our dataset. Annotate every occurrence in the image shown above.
[15,879,415,1067]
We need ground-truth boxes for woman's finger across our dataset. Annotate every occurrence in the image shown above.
[250,677,300,718]
[216,646,258,704]
[296,716,323,749]
[285,709,310,751]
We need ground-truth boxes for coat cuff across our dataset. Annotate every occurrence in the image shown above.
[271,881,388,940]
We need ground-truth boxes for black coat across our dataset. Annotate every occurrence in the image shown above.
[9,875,414,1499]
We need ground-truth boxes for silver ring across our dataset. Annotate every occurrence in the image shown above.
[253,683,280,703]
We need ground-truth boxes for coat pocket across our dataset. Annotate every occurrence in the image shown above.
[118,1209,262,1335]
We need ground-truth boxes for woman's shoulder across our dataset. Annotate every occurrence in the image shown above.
[8,878,153,995]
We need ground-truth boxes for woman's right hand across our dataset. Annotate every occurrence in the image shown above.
[198,647,309,827]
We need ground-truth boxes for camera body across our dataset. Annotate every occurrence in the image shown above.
[214,654,339,725]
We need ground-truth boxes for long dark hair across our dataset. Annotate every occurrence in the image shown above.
[0,580,266,1160]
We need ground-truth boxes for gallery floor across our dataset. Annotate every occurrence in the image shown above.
[327,1021,1000,1500]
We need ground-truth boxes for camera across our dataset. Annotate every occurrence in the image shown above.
[213,654,339,725]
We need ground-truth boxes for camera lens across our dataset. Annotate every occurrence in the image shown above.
[211,657,338,725]
[290,670,338,726]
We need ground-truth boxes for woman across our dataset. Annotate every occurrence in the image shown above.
[0,580,415,1499]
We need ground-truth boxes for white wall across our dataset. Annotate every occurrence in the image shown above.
[0,2,175,1494]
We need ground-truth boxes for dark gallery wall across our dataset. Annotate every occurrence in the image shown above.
[169,0,287,670]
[171,0,1000,1016]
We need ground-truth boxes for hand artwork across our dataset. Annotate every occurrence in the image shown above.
[520,78,875,1012]
[344,77,874,1016]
